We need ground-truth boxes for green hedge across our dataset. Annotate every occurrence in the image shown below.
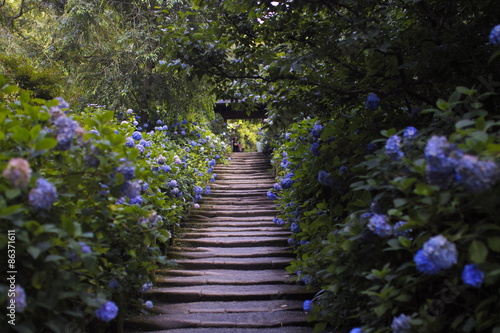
[268,84,500,332]
[0,75,229,333]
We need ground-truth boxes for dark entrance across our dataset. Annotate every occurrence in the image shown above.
[214,100,267,120]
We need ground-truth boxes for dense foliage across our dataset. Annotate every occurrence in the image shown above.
[0,75,229,332]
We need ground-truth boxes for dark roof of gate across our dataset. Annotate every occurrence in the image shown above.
[215,100,267,120]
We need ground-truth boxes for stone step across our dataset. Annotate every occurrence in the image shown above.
[176,237,288,248]
[181,221,277,229]
[169,247,293,259]
[173,257,292,270]
[185,216,275,223]
[155,269,295,285]
[209,184,274,190]
[147,284,313,302]
[179,230,290,239]
[127,327,314,333]
[125,310,310,332]
[189,210,276,218]
[192,205,276,211]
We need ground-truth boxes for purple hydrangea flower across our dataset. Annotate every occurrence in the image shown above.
[385,135,404,161]
[339,166,348,175]
[368,214,392,237]
[455,155,500,192]
[121,181,141,198]
[9,285,27,313]
[194,186,203,195]
[267,191,278,200]
[2,157,32,189]
[95,301,118,322]
[365,93,380,110]
[462,264,484,288]
[29,178,58,210]
[489,25,500,45]
[54,116,79,150]
[350,329,363,333]
[391,314,411,333]
[108,279,119,288]
[273,183,282,191]
[162,165,172,173]
[318,170,333,187]
[208,159,216,167]
[424,136,463,188]
[157,155,167,165]
[205,186,211,194]
[310,142,321,156]
[78,241,91,254]
[144,300,154,309]
[168,180,178,188]
[130,196,143,205]
[303,300,312,312]
[414,235,457,274]
[367,142,377,153]
[141,281,153,293]
[116,164,135,180]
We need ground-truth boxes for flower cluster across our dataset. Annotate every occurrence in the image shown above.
[318,170,333,187]
[462,264,484,288]
[367,214,392,237]
[365,93,380,110]
[490,24,500,45]
[29,178,58,210]
[391,314,411,333]
[414,235,457,274]
[2,157,32,189]
[385,135,403,161]
[95,301,119,322]
[425,136,500,191]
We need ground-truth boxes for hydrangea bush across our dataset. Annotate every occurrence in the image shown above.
[268,84,500,332]
[0,75,229,332]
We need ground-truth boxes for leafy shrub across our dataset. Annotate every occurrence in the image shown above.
[0,75,229,333]
[269,84,500,332]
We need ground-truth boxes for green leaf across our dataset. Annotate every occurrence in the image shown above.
[414,183,435,196]
[62,218,76,236]
[487,237,500,252]
[469,240,488,263]
[436,99,449,110]
[455,119,475,129]
[27,245,42,259]
[35,138,58,150]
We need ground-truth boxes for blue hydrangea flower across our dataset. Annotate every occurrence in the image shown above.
[157,156,167,165]
[273,217,285,226]
[403,126,418,142]
[267,191,278,200]
[303,300,312,312]
[455,155,500,192]
[393,221,412,238]
[9,285,27,313]
[116,164,135,180]
[489,25,500,45]
[290,222,302,233]
[310,142,321,156]
[130,196,143,205]
[156,119,163,125]
[312,124,323,138]
[78,241,91,254]
[162,165,172,173]
[425,136,463,188]
[108,279,119,288]
[273,183,282,191]
[462,264,484,288]
[208,159,216,167]
[125,137,135,148]
[285,132,291,140]
[280,178,294,189]
[415,235,457,274]
[144,300,154,309]
[318,170,333,187]
[194,186,203,195]
[365,93,380,110]
[168,180,178,187]
[29,178,58,210]
[367,142,377,153]
[205,186,211,194]
[302,275,314,285]
[141,281,153,293]
[121,181,141,198]
[132,131,142,141]
[391,314,411,333]
[95,301,118,322]
[280,158,290,168]
[339,166,348,175]
[368,214,392,237]
[350,328,363,333]
[385,135,404,161]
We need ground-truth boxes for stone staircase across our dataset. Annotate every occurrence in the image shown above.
[125,152,315,333]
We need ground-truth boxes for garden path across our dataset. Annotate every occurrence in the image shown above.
[125,152,315,332]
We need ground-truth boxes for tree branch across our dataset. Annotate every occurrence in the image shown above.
[7,0,26,28]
